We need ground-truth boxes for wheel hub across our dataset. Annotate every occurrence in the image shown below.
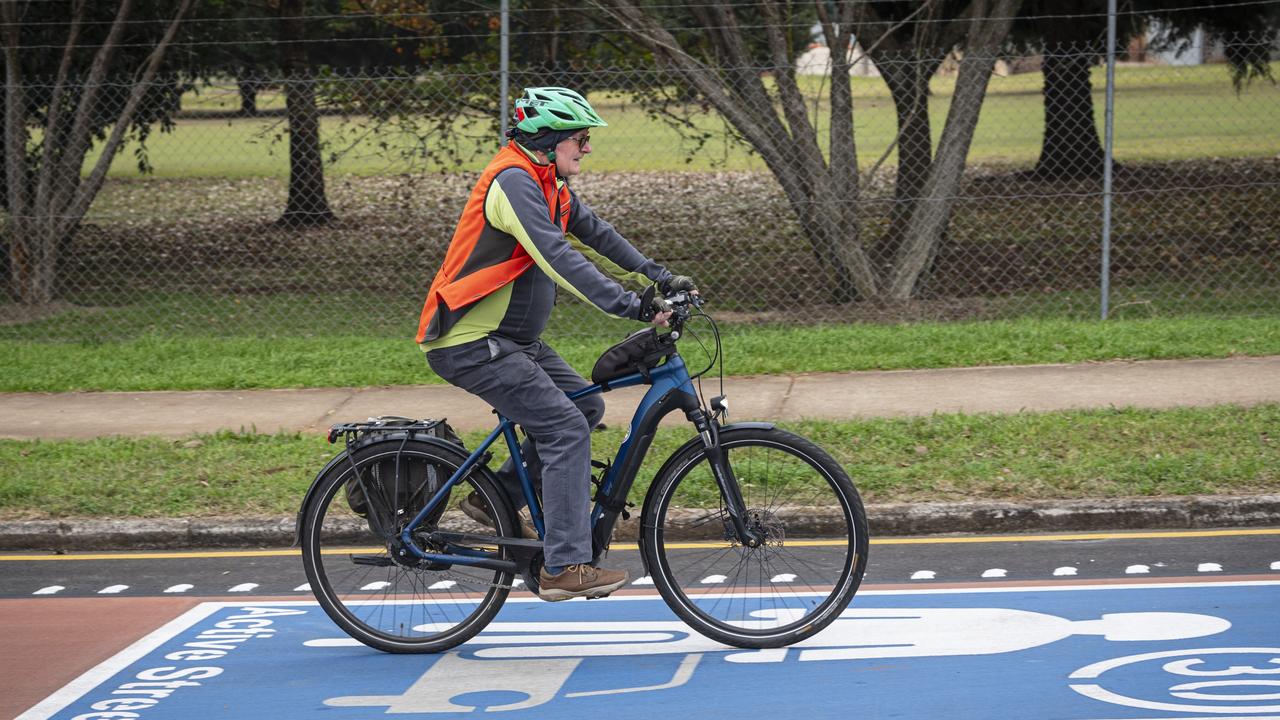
[723,508,785,551]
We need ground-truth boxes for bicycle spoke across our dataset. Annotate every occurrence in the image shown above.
[302,441,515,653]
[647,429,867,646]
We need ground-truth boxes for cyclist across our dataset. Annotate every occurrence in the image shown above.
[416,87,696,601]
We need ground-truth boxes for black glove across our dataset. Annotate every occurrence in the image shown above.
[660,275,698,294]
[635,285,672,322]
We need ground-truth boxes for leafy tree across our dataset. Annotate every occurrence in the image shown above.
[589,0,1022,303]
[852,1,974,270]
[278,0,334,225]
[317,1,658,170]
[1016,0,1279,180]
[1,0,195,305]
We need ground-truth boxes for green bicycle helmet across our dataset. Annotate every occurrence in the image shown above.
[512,87,608,134]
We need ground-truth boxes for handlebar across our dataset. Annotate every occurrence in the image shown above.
[662,290,702,338]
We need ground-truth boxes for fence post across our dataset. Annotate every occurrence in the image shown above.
[1100,0,1116,320]
[499,0,510,145]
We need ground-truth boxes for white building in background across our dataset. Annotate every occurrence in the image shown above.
[1143,22,1218,66]
[1134,21,1279,66]
[795,43,881,77]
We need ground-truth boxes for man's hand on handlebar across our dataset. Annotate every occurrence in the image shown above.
[661,275,698,295]
[638,284,701,329]
[636,285,671,324]
[649,291,673,327]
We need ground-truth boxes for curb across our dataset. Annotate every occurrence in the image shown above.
[2,495,1277,551]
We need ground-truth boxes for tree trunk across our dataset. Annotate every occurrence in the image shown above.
[873,54,943,272]
[278,0,334,226]
[887,0,1023,300]
[2,4,46,304]
[1034,41,1106,179]
[237,76,259,117]
[4,0,191,305]
[590,0,880,303]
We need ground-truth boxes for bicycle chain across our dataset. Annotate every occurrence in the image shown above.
[414,566,518,591]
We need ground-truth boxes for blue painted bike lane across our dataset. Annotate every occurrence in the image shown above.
[23,581,1280,719]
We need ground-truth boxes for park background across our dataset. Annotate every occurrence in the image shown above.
[1,0,1277,521]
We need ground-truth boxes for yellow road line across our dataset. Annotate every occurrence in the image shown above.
[872,528,1280,545]
[1,527,1276,561]
[0,549,305,561]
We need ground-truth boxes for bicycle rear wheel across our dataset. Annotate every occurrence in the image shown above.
[300,438,516,653]
[642,426,868,648]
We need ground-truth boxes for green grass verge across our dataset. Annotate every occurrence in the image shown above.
[2,404,1275,519]
[2,315,1278,392]
[90,63,1280,178]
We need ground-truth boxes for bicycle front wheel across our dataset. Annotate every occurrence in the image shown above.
[641,426,868,648]
[300,438,516,653]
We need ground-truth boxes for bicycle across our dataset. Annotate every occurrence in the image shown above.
[296,291,868,653]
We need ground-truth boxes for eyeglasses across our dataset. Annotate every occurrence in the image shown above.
[570,133,591,149]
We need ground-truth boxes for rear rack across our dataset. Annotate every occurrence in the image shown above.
[326,416,446,444]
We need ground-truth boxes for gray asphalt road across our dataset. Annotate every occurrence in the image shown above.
[4,528,1276,598]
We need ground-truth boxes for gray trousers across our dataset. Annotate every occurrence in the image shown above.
[426,336,605,568]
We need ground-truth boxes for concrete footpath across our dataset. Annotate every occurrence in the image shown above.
[2,355,1278,548]
[4,355,1279,440]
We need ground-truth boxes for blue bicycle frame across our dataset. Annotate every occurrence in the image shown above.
[396,352,707,570]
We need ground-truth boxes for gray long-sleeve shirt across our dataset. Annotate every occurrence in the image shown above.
[423,165,670,349]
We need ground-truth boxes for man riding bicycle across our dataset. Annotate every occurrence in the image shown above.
[416,87,696,601]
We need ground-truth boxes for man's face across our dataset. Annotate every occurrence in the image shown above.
[554,129,591,177]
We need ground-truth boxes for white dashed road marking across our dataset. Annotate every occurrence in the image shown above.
[19,556,1273,598]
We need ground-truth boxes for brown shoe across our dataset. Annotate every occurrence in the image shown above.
[538,564,628,601]
[460,491,538,539]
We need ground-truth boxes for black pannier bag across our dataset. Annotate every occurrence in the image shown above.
[591,328,676,387]
[344,417,464,530]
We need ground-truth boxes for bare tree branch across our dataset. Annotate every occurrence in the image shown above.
[591,0,884,301]
[53,0,137,216]
[2,1,31,220]
[587,0,788,174]
[888,0,1023,299]
[64,0,197,235]
[34,0,88,216]
[760,1,821,163]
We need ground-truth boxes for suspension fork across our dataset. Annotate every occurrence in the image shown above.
[687,409,764,548]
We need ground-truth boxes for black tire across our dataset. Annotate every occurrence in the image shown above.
[300,438,516,653]
[641,427,868,648]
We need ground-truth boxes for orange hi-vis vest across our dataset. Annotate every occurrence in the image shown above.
[416,144,571,344]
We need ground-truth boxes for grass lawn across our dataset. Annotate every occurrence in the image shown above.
[5,65,1273,390]
[1,404,1274,518]
[87,63,1280,178]
[2,314,1278,392]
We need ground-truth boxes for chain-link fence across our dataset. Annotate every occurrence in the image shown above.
[2,27,1277,343]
